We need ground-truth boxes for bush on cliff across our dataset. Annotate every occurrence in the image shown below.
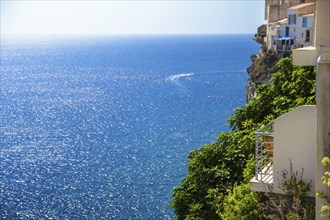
[170,57,316,220]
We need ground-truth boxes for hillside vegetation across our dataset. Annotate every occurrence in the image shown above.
[170,57,316,219]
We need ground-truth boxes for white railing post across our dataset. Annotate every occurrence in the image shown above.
[255,121,274,182]
[255,133,259,180]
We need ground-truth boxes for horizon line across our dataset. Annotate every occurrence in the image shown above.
[1,32,256,37]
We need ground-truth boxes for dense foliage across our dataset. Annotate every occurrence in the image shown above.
[170,57,316,219]
[260,162,315,220]
[221,183,262,220]
[318,157,330,217]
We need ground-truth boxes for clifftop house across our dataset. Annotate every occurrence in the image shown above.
[246,0,317,102]
[265,0,316,54]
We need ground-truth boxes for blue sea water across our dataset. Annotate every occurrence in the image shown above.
[0,35,259,219]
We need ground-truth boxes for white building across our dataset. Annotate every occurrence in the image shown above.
[264,0,316,51]
[272,3,315,52]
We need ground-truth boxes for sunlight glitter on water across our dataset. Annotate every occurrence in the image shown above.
[0,35,258,219]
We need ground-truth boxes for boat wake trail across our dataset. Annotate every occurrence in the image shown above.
[165,73,193,82]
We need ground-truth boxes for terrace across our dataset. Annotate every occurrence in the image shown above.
[250,105,316,197]
[253,122,274,185]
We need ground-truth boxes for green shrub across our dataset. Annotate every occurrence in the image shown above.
[221,183,264,220]
[171,57,316,220]
[318,156,330,217]
[260,162,315,220]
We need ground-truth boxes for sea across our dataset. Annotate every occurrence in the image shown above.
[0,35,259,219]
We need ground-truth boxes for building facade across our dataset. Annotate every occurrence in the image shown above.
[265,0,316,51]
[252,0,330,218]
[272,3,315,52]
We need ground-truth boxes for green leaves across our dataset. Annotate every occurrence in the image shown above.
[319,156,330,217]
[321,157,330,166]
[171,134,252,219]
[221,183,264,220]
[231,57,315,132]
[171,57,316,219]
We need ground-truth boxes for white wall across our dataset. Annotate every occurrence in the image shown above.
[295,16,313,47]
[279,9,313,48]
[273,105,316,197]
[285,9,298,37]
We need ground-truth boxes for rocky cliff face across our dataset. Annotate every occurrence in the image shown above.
[246,25,280,102]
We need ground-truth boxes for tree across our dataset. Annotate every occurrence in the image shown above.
[221,183,264,220]
[171,57,316,219]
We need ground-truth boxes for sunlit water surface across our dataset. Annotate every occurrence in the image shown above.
[0,35,259,219]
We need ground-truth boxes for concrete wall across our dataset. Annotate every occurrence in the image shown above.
[266,0,315,23]
[313,1,330,49]
[292,46,319,66]
[267,0,301,23]
[314,2,330,215]
[314,0,330,217]
[316,52,330,218]
[273,105,316,197]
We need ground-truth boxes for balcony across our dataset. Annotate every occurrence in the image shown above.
[250,106,316,196]
[250,122,274,191]
[293,46,330,66]
[273,36,295,52]
[255,122,274,183]
[292,46,318,66]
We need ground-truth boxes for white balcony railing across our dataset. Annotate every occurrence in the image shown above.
[255,121,274,183]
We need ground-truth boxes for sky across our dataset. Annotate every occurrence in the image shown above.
[1,0,265,35]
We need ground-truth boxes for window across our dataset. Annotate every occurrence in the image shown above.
[288,14,297,25]
[306,30,310,42]
[285,26,290,37]
[303,17,308,27]
[288,15,291,24]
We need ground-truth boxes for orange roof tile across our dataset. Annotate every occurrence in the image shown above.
[301,13,314,17]
[269,18,288,25]
[288,3,315,10]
